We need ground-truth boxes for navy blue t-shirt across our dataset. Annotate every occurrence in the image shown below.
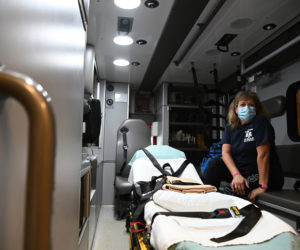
[221,114,283,188]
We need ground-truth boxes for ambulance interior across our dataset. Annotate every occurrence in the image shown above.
[85,0,300,249]
[0,0,300,250]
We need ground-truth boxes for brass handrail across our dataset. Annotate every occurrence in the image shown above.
[0,71,55,250]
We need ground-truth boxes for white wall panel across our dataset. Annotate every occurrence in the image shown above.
[0,0,86,249]
[102,82,129,204]
[257,60,300,145]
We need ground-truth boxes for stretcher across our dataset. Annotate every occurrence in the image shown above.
[127,145,300,250]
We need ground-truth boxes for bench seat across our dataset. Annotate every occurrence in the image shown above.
[257,190,300,217]
[256,144,300,231]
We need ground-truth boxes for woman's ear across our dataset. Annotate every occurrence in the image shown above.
[235,106,238,115]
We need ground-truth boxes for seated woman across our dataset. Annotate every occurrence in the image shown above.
[205,91,284,202]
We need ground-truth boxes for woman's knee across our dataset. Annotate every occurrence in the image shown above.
[205,158,232,183]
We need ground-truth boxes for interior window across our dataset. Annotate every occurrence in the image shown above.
[286,81,300,141]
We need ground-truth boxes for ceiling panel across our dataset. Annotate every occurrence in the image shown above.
[87,0,300,90]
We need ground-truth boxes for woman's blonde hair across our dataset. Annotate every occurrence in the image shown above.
[227,91,268,129]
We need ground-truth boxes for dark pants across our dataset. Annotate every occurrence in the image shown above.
[204,158,232,188]
[203,158,260,199]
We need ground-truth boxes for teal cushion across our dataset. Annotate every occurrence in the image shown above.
[170,232,300,250]
[128,145,186,166]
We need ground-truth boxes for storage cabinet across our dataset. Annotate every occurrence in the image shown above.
[168,84,211,149]
[203,90,227,143]
[168,105,210,171]
[156,83,211,168]
[156,83,228,168]
[168,105,209,150]
[79,149,103,250]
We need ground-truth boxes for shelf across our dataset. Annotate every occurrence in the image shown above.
[203,101,225,108]
[211,126,225,130]
[211,114,226,120]
[169,104,200,109]
[170,122,204,126]
[205,89,225,94]
[130,112,155,115]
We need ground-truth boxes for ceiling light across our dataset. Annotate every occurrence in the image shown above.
[136,39,147,45]
[113,35,133,46]
[131,61,140,66]
[114,0,141,9]
[113,59,130,66]
[145,0,159,8]
[263,23,277,30]
[231,52,241,56]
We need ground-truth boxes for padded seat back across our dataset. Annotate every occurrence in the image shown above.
[277,144,300,178]
[116,119,151,177]
[261,96,286,118]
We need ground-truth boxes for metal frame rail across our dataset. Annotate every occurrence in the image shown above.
[0,71,55,250]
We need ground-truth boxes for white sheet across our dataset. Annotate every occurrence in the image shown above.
[128,153,298,249]
[145,196,297,250]
[128,157,202,184]
[153,190,234,212]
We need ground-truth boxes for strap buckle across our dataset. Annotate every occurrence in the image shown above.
[230,206,242,218]
[123,145,128,150]
[214,208,232,218]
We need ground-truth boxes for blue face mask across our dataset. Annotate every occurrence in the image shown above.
[238,106,256,123]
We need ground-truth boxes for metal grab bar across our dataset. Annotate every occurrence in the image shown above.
[0,71,55,250]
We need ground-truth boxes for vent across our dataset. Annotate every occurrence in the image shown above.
[118,16,134,35]
[215,33,238,52]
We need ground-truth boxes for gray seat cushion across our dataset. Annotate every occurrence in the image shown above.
[115,176,132,195]
[256,144,300,221]
[115,119,151,196]
[262,96,286,118]
[257,190,300,217]
[115,119,151,177]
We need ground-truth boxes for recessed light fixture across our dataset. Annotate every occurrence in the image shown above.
[136,39,147,45]
[263,23,277,30]
[231,52,241,56]
[114,0,141,9]
[145,0,159,8]
[113,59,130,66]
[113,35,133,46]
[131,61,140,66]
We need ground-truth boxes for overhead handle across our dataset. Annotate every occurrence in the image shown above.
[0,70,55,250]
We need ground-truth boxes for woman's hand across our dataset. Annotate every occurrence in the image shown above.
[248,187,266,203]
[231,174,249,195]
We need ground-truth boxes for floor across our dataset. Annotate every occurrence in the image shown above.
[92,205,130,250]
